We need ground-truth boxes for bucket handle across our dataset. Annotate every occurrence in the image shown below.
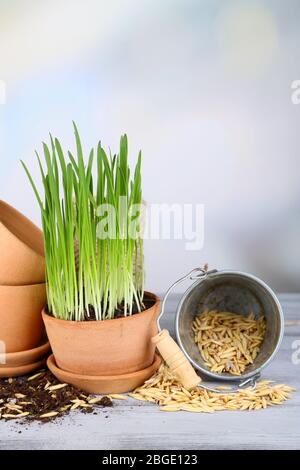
[154,267,260,394]
[157,267,218,332]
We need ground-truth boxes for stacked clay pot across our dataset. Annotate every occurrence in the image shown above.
[0,200,49,377]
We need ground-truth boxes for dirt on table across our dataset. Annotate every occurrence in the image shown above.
[0,369,113,423]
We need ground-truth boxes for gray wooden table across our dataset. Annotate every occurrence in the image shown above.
[0,294,299,450]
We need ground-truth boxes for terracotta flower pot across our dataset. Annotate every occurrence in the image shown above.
[0,200,45,285]
[0,338,50,367]
[42,292,160,376]
[0,283,46,353]
[0,358,47,378]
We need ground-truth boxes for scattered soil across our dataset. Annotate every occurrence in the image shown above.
[0,369,112,423]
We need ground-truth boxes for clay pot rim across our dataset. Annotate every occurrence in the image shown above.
[47,353,161,381]
[0,200,44,257]
[42,291,160,326]
[0,282,46,289]
[1,338,50,362]
[0,358,47,378]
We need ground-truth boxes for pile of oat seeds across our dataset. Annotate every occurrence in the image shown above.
[130,364,294,413]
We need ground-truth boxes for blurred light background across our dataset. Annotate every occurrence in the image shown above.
[0,0,299,293]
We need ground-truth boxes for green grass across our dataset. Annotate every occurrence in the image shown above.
[22,123,144,321]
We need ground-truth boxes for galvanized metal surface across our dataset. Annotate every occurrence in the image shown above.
[174,270,284,382]
[0,293,299,450]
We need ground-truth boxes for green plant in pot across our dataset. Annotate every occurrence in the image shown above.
[22,123,160,393]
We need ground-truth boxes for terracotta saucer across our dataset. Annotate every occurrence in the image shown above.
[0,338,50,368]
[47,353,161,394]
[0,358,47,378]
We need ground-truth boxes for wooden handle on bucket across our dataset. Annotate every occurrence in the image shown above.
[152,329,201,390]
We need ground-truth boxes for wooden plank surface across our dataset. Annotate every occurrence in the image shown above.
[0,294,299,450]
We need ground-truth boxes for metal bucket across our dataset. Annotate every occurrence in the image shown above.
[173,269,284,383]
